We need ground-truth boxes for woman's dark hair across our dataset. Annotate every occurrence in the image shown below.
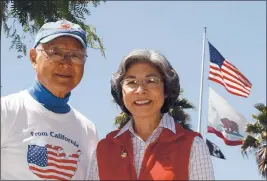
[111,49,180,117]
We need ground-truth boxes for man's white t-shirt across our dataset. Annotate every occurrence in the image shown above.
[1,90,98,180]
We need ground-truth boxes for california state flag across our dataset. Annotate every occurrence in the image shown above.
[207,87,248,146]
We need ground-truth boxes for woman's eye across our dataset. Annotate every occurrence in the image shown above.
[147,78,157,83]
[127,80,137,85]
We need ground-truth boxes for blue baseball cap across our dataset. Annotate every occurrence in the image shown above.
[34,19,87,48]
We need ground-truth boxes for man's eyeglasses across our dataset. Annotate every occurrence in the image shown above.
[36,47,87,64]
[120,77,162,90]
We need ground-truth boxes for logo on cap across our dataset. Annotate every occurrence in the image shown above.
[59,23,71,30]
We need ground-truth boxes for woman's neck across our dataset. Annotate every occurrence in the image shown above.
[132,113,162,141]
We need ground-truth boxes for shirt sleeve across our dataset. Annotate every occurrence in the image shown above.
[189,136,215,180]
[88,150,100,180]
[1,94,22,148]
[1,96,12,148]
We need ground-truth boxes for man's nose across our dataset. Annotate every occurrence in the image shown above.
[60,54,72,64]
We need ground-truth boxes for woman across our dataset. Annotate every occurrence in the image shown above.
[89,49,215,180]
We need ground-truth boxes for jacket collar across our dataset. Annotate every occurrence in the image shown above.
[106,114,186,146]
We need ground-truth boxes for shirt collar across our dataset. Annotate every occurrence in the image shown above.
[27,79,71,114]
[114,113,176,138]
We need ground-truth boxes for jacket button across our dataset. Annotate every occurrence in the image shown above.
[121,150,128,158]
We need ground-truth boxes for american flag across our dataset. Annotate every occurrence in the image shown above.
[27,144,81,180]
[208,41,252,98]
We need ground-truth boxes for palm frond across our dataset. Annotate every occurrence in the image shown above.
[241,135,261,154]
[254,103,267,113]
[114,112,131,129]
[256,145,267,178]
[169,94,195,128]
[172,97,195,109]
[253,103,267,129]
[245,122,265,134]
[242,103,267,178]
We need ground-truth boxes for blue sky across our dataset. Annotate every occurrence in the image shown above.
[1,1,266,180]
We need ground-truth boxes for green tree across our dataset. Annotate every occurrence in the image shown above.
[242,103,267,178]
[0,0,105,59]
[114,89,195,129]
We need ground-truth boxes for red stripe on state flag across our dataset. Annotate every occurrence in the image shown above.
[207,88,247,146]
[207,126,243,146]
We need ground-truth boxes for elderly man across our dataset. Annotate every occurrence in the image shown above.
[1,20,98,180]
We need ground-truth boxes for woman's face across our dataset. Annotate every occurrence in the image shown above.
[121,62,165,118]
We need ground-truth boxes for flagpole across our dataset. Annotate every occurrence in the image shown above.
[197,27,207,134]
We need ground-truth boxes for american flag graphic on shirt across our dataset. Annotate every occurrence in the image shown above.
[27,144,81,180]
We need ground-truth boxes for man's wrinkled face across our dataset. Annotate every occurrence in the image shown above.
[30,36,86,97]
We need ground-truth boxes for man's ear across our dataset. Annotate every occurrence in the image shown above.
[29,48,37,70]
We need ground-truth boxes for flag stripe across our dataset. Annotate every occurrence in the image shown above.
[208,75,249,97]
[47,151,66,157]
[210,63,251,91]
[209,74,249,96]
[34,173,69,181]
[48,156,78,164]
[29,163,75,175]
[207,87,247,146]
[47,162,77,171]
[48,154,78,162]
[209,71,250,95]
[220,67,251,90]
[208,42,252,97]
[48,159,77,167]
[209,64,251,97]
[68,153,80,158]
[47,144,63,151]
[29,166,73,178]
[207,126,243,146]
[210,67,251,92]
[222,63,249,85]
[27,144,80,180]
[221,65,251,90]
[224,61,252,85]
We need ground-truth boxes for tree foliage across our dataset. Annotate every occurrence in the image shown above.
[242,103,267,178]
[0,0,105,59]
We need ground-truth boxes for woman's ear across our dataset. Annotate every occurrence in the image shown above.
[29,48,37,70]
